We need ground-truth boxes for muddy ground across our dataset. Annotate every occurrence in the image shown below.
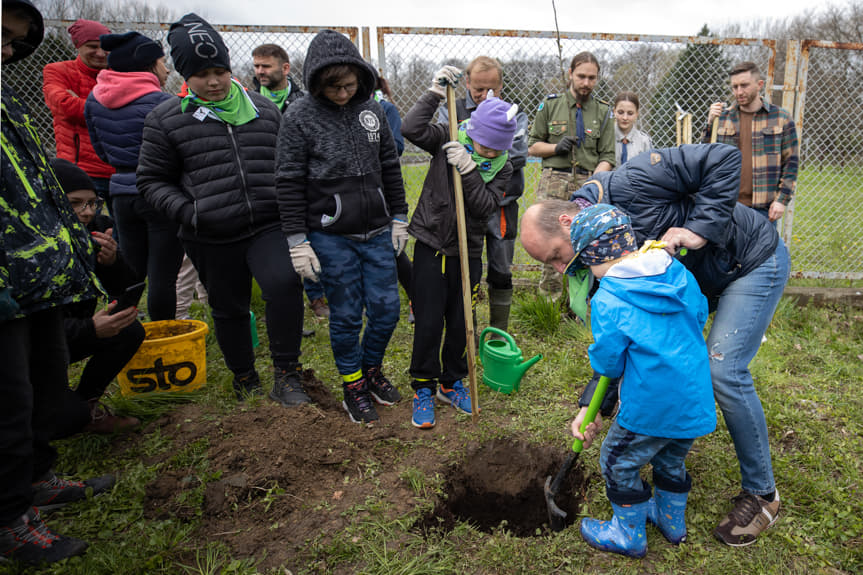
[131,370,589,571]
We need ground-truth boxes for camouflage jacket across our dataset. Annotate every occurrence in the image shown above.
[1,86,101,318]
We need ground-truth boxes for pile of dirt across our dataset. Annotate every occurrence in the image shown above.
[138,371,589,570]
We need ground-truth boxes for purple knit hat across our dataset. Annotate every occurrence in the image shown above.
[466,95,518,152]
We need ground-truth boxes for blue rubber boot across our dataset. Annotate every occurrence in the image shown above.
[580,500,649,558]
[647,488,689,544]
[647,471,691,544]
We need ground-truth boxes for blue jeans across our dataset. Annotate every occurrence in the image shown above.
[600,420,694,502]
[309,231,399,375]
[708,239,789,496]
[304,279,325,302]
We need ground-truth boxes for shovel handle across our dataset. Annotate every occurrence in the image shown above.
[571,375,611,453]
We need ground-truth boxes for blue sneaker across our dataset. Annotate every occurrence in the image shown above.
[437,380,474,414]
[411,387,435,429]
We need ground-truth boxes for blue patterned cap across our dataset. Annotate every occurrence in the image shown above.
[563,203,637,276]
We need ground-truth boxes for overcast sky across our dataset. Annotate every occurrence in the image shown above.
[154,0,827,37]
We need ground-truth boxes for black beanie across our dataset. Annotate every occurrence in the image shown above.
[168,13,230,79]
[50,158,94,193]
[101,31,164,72]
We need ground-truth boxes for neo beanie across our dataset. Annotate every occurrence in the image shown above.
[567,203,637,271]
[168,13,230,79]
[465,95,518,152]
[101,31,164,72]
[50,158,95,193]
[68,19,110,48]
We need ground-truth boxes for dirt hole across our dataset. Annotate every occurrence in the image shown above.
[419,438,589,537]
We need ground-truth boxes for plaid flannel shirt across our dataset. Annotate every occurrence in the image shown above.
[702,99,798,209]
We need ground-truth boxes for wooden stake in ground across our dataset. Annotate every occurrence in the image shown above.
[445,83,480,423]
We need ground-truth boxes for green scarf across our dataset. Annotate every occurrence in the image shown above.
[457,121,508,183]
[181,80,258,126]
[261,84,290,110]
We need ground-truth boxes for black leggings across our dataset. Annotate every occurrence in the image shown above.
[113,195,184,320]
[183,228,304,375]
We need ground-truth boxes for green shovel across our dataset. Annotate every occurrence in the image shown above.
[544,375,611,532]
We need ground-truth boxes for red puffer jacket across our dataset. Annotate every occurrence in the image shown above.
[42,57,114,179]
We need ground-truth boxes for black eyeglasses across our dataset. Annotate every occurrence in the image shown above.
[69,198,104,213]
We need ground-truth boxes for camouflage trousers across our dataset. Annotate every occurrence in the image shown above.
[536,168,591,297]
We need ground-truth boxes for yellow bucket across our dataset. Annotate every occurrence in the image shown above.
[117,320,209,396]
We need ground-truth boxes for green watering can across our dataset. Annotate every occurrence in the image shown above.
[478,327,542,394]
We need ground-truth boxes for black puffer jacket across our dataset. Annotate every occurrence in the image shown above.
[137,89,283,244]
[402,91,513,258]
[571,143,779,302]
[276,30,407,242]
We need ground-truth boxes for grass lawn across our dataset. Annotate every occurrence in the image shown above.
[7,285,862,574]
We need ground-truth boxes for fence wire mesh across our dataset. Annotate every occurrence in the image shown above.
[789,42,863,279]
[377,28,780,277]
[4,23,860,280]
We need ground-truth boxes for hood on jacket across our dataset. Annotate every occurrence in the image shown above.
[92,69,164,109]
[3,0,44,64]
[302,29,376,104]
[601,249,690,314]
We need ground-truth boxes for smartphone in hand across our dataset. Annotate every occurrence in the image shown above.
[109,281,146,315]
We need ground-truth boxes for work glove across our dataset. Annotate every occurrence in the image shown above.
[442,141,476,175]
[429,65,462,97]
[289,240,321,282]
[554,136,577,156]
[391,218,409,256]
[0,287,19,323]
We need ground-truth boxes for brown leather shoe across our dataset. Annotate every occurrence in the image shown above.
[82,401,140,434]
[309,297,330,318]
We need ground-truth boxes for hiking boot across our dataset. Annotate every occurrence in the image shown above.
[714,490,780,546]
[437,380,475,414]
[309,297,330,318]
[0,507,88,565]
[269,364,311,407]
[365,365,402,405]
[31,472,115,512]
[411,387,436,429]
[342,378,379,424]
[82,399,140,434]
[232,371,262,401]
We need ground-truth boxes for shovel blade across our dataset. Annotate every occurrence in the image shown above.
[544,475,569,532]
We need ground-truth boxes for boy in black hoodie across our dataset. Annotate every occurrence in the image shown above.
[276,30,408,425]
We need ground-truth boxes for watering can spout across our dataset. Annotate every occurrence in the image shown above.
[517,353,543,376]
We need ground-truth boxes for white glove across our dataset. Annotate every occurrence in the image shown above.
[429,65,462,97]
[289,240,321,282]
[442,141,476,175]
[391,219,409,256]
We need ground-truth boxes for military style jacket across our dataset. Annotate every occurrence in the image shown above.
[528,91,615,171]
[2,86,101,317]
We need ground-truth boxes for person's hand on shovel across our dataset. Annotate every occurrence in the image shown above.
[571,407,603,449]
[429,65,462,98]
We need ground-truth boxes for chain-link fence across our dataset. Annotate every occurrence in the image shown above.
[376,28,784,278]
[786,40,863,279]
[4,22,861,280]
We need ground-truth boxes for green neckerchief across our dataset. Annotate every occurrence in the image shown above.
[457,121,508,183]
[261,84,290,110]
[181,79,258,126]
